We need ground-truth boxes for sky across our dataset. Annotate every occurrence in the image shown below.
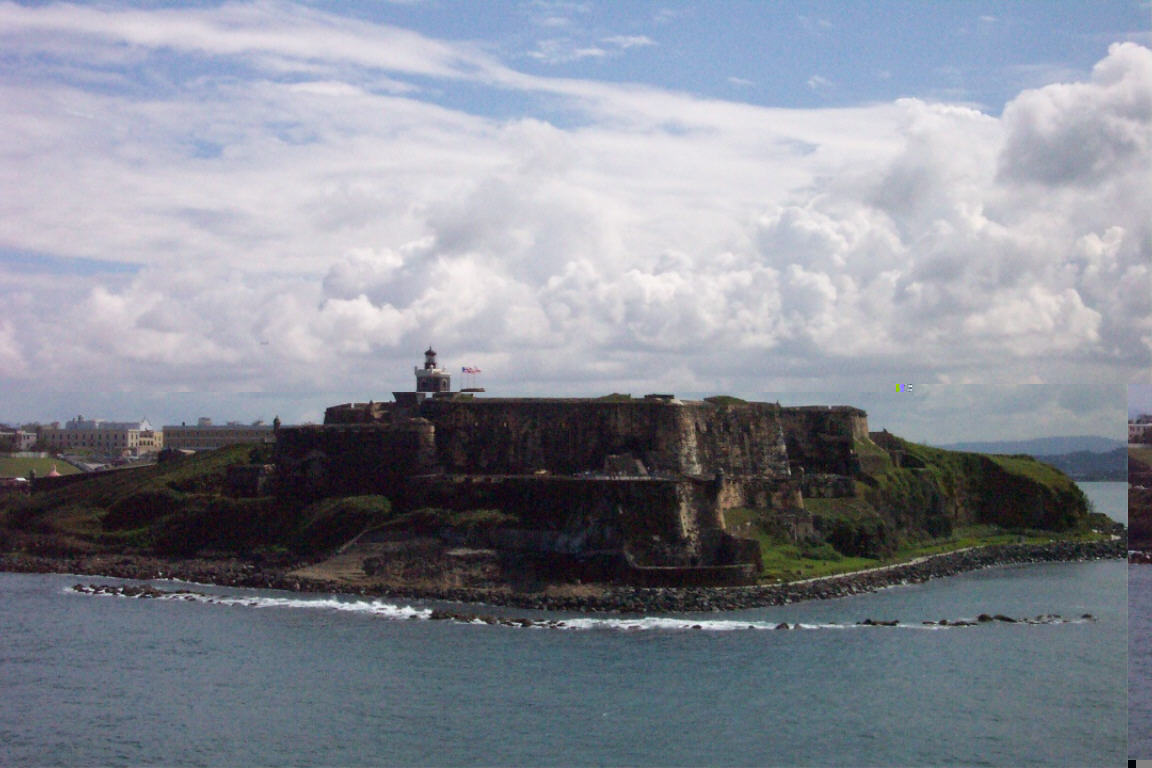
[0,0,1149,443]
[1134,384,1152,419]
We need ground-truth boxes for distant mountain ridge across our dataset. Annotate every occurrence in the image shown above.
[929,436,1126,481]
[932,436,1124,456]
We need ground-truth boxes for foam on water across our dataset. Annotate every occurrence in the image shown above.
[538,616,1088,631]
[67,585,1090,632]
[68,585,432,621]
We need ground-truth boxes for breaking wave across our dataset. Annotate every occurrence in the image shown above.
[67,583,1093,632]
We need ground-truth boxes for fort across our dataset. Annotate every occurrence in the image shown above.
[275,348,870,585]
[0,352,1107,599]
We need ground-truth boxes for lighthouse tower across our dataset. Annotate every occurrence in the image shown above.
[414,346,452,393]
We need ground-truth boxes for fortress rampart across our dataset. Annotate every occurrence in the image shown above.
[779,405,868,475]
[417,398,792,478]
[278,355,865,583]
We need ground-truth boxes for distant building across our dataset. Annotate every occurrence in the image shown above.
[162,420,274,450]
[0,428,37,452]
[1132,419,1152,443]
[40,416,163,457]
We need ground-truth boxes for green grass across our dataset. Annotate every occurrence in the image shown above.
[758,543,877,582]
[1130,445,1152,468]
[801,496,876,518]
[727,475,1106,585]
[1,443,264,534]
[723,505,879,581]
[854,436,895,475]
[986,454,1075,487]
[704,395,748,406]
[0,457,81,478]
[752,523,1106,584]
[892,524,1107,557]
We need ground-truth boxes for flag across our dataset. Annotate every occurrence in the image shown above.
[462,366,483,375]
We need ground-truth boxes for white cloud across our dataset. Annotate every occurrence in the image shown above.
[0,4,1146,439]
[528,38,607,63]
[798,15,834,34]
[998,42,1152,187]
[807,74,833,93]
[602,35,655,49]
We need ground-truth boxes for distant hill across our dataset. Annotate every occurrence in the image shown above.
[930,437,1127,481]
[933,436,1124,456]
[1032,448,1126,482]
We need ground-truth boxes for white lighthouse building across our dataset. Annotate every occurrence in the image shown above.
[414,346,452,393]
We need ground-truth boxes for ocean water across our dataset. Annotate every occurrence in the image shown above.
[0,482,1128,767]
[1079,480,1127,525]
[1131,567,1152,758]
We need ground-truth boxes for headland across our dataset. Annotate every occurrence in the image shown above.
[0,349,1124,609]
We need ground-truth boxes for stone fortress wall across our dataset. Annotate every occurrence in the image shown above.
[417,397,793,477]
[276,389,867,582]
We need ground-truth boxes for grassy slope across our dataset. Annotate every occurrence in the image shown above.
[1131,445,1152,469]
[729,435,1103,583]
[1130,447,1152,549]
[0,444,394,559]
[2,435,1108,584]
[0,457,82,477]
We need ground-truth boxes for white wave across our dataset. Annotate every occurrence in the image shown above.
[542,617,854,632]
[69,585,431,621]
[68,585,1090,631]
[208,594,432,620]
[189,593,432,621]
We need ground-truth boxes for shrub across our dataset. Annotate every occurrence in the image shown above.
[290,495,395,553]
[449,509,518,531]
[818,515,896,559]
[146,495,281,556]
[104,489,184,530]
[799,540,843,561]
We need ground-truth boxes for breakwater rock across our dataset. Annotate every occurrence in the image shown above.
[565,538,1122,614]
[68,583,1093,631]
[5,537,1122,614]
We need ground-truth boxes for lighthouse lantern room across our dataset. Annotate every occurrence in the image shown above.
[415,347,452,393]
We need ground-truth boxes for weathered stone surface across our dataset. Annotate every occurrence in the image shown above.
[275,397,832,581]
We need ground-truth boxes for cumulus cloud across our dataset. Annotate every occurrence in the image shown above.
[0,3,1147,438]
[998,43,1151,187]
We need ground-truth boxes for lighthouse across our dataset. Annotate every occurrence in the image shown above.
[414,346,452,393]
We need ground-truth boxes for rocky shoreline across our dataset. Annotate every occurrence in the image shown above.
[66,582,1095,630]
[0,537,1124,614]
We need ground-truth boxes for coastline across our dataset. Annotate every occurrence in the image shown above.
[0,537,1124,613]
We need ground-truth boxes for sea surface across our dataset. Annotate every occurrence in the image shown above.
[1,482,1128,767]
[1131,567,1152,758]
